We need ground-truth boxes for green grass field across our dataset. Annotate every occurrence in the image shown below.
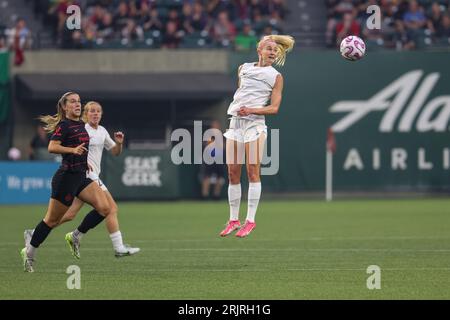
[1,199,450,299]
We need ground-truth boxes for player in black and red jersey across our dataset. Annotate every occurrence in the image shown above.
[20,92,112,272]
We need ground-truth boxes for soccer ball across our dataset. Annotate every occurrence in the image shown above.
[340,36,366,61]
[7,147,21,161]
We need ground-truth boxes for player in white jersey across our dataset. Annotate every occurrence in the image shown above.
[24,101,140,258]
[220,35,295,238]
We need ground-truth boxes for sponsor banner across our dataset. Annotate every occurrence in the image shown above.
[0,52,8,85]
[0,161,59,204]
[103,149,179,199]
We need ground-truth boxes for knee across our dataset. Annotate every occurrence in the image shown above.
[247,166,260,182]
[110,204,118,216]
[64,211,76,222]
[44,217,60,228]
[228,167,240,184]
[96,202,111,216]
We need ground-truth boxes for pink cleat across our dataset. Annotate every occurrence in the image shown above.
[220,220,241,237]
[235,220,256,238]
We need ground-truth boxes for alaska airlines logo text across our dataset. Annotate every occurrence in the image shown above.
[330,70,450,132]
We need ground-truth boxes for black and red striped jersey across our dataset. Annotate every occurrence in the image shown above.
[50,119,90,172]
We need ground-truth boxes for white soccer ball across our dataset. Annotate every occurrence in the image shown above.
[8,147,21,160]
[340,35,366,61]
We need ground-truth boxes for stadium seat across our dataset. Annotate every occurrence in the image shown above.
[132,39,157,49]
[93,38,133,49]
[157,0,183,8]
[180,34,209,49]
[418,0,433,8]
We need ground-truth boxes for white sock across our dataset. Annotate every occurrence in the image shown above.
[246,182,261,223]
[73,229,84,240]
[228,183,241,221]
[26,245,37,259]
[110,231,124,251]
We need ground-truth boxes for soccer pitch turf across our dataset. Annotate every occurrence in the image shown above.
[1,199,450,299]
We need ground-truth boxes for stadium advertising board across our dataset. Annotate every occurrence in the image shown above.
[103,149,179,199]
[0,162,59,204]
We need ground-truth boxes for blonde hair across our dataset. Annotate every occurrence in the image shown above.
[82,101,103,123]
[257,35,295,66]
[39,92,78,133]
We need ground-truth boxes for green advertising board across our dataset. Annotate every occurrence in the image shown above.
[0,52,9,122]
[0,52,9,85]
[0,52,10,158]
[230,51,450,192]
[102,149,180,200]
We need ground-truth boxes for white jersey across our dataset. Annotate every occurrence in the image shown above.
[227,62,281,121]
[85,123,116,178]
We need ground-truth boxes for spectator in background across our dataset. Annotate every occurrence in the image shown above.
[427,2,444,38]
[47,0,78,45]
[326,0,356,46]
[207,0,233,19]
[200,120,225,200]
[262,24,275,36]
[403,0,427,46]
[0,35,6,52]
[29,125,53,160]
[6,18,31,66]
[161,21,182,48]
[167,8,182,31]
[121,17,141,41]
[436,14,450,39]
[97,12,115,41]
[0,22,6,51]
[113,1,130,35]
[336,12,361,45]
[191,1,209,32]
[184,1,209,34]
[268,9,284,33]
[235,22,258,51]
[141,7,163,33]
[211,10,236,45]
[403,0,427,31]
[140,3,163,33]
[270,0,288,20]
[234,0,251,21]
[394,17,416,50]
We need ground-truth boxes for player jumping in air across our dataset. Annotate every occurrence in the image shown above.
[220,35,295,238]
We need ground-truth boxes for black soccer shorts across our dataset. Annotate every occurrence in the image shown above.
[51,168,93,206]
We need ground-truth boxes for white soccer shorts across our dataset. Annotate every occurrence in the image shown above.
[223,117,267,144]
[87,172,108,192]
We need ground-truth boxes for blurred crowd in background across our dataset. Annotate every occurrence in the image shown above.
[12,0,287,49]
[327,0,450,49]
[1,0,450,59]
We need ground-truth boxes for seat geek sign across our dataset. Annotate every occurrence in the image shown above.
[104,150,179,199]
[122,156,162,187]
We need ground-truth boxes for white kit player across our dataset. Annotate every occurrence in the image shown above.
[220,35,295,238]
[25,101,140,257]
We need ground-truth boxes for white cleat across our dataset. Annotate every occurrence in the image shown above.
[115,244,140,258]
[24,229,34,248]
[20,247,34,273]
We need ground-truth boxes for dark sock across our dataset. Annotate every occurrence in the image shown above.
[77,210,105,234]
[30,220,52,248]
